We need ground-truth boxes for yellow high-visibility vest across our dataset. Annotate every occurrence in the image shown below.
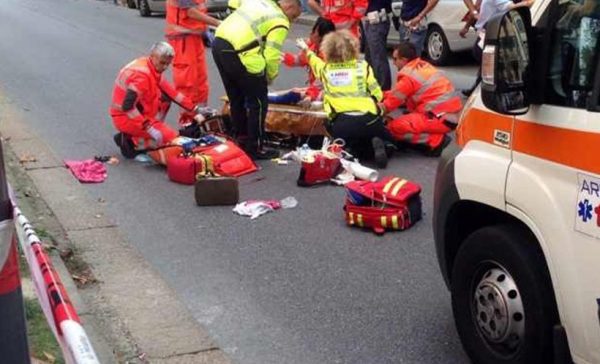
[216,0,289,81]
[307,52,383,118]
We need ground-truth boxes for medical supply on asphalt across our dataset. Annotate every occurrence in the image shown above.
[344,177,422,234]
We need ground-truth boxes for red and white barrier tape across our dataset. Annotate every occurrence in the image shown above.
[13,204,99,364]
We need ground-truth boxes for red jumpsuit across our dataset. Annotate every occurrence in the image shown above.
[321,0,367,38]
[383,58,463,149]
[109,57,196,147]
[282,40,322,100]
[165,0,209,125]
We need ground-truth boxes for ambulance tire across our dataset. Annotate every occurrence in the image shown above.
[451,224,558,364]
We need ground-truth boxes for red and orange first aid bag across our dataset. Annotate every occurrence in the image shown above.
[344,176,422,235]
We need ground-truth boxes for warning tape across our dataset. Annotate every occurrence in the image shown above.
[13,204,99,364]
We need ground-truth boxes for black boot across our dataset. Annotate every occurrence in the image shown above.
[372,137,388,169]
[113,133,138,159]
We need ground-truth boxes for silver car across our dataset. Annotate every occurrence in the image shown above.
[388,0,478,65]
[135,0,229,18]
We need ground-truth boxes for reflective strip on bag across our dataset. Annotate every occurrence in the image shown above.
[391,215,399,229]
[391,179,407,196]
[357,214,364,227]
[383,178,400,194]
[380,216,387,228]
[348,212,355,225]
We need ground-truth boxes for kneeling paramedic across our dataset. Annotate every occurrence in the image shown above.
[299,30,392,168]
[110,42,206,158]
[380,42,462,156]
[212,0,302,160]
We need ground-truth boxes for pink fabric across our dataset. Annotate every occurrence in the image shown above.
[64,160,107,183]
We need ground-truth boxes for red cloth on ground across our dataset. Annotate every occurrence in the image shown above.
[64,160,107,183]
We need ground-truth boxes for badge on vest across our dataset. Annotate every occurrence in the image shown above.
[327,70,352,87]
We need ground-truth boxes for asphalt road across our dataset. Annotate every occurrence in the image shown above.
[0,0,476,362]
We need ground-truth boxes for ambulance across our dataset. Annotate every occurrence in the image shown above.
[432,0,600,363]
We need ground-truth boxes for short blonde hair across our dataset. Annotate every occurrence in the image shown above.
[319,30,359,63]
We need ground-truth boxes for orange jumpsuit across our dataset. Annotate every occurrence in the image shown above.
[109,57,196,147]
[383,58,462,149]
[321,0,367,38]
[165,0,209,125]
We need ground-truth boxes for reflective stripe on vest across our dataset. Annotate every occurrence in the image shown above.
[235,10,286,52]
[401,63,459,113]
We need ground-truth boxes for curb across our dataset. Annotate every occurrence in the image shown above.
[1,99,231,363]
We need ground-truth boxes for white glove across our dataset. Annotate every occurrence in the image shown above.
[295,38,309,51]
[193,113,206,123]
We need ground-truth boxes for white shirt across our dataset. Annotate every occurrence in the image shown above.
[475,0,513,30]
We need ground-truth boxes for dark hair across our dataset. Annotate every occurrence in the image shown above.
[394,42,418,61]
[312,17,336,38]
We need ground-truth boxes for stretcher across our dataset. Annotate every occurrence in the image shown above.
[220,97,329,138]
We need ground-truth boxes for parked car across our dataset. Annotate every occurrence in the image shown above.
[136,0,229,18]
[388,0,477,65]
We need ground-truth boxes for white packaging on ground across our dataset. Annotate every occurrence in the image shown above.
[233,197,298,219]
[340,160,379,182]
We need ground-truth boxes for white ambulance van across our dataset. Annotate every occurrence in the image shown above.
[432,0,600,362]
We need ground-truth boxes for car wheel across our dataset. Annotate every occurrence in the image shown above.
[425,25,450,66]
[126,0,136,9]
[138,0,151,17]
[451,225,558,364]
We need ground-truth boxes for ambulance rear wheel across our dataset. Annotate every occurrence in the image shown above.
[451,224,558,364]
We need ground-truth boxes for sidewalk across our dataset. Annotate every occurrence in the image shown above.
[1,98,231,363]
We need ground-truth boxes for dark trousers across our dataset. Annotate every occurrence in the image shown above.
[364,20,392,91]
[212,37,268,149]
[327,113,392,158]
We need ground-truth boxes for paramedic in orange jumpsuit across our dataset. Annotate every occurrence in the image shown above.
[110,42,201,158]
[380,42,463,156]
[307,0,367,38]
[165,0,220,126]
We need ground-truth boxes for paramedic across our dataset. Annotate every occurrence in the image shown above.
[380,42,462,156]
[165,0,221,125]
[300,30,392,168]
[212,0,301,160]
[110,42,203,158]
[307,0,367,38]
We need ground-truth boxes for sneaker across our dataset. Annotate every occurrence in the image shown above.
[250,148,280,160]
[371,137,388,169]
[425,135,452,157]
[113,133,137,159]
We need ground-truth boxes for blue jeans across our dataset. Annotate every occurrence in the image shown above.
[364,20,392,91]
[398,22,427,57]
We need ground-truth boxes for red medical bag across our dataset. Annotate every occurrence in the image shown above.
[195,140,257,177]
[167,154,213,185]
[297,152,341,187]
[344,176,422,234]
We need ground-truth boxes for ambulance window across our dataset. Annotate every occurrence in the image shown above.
[545,0,600,108]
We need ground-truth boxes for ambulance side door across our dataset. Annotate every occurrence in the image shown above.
[506,2,600,361]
